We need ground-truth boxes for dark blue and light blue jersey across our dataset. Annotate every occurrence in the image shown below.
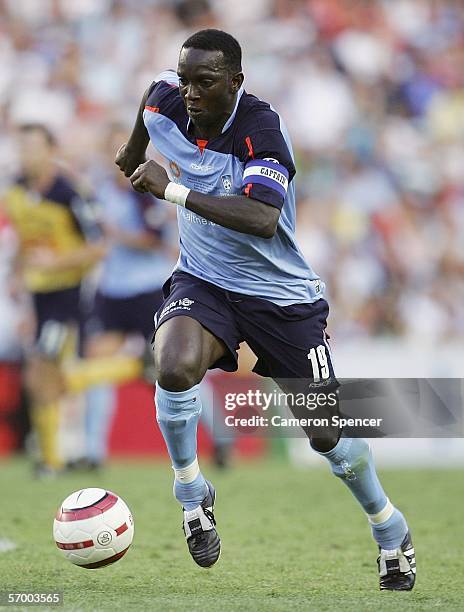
[143,70,324,306]
[97,180,173,298]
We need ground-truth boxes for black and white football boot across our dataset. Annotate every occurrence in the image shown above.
[182,480,220,568]
[377,531,416,591]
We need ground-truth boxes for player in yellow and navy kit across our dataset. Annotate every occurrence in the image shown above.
[1,123,106,477]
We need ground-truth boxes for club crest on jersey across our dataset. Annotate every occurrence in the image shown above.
[169,160,181,178]
[221,175,232,191]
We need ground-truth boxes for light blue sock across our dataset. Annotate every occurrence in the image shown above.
[174,473,208,511]
[199,379,234,450]
[85,384,116,464]
[370,508,408,550]
[314,437,408,549]
[155,383,207,510]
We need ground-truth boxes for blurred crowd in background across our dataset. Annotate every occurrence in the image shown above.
[1,0,464,357]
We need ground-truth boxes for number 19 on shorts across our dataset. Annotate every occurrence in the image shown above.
[307,345,330,381]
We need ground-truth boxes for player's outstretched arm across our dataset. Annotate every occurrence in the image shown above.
[129,160,280,239]
[115,87,151,177]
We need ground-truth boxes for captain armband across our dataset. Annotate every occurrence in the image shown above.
[242,159,289,198]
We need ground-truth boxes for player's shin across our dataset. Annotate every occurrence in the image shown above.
[155,383,207,510]
[30,401,62,470]
[85,384,116,466]
[313,437,408,549]
[25,358,64,471]
[199,376,233,468]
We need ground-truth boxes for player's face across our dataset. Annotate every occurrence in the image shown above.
[177,47,243,135]
[17,129,54,176]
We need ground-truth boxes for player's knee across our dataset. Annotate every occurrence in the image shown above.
[310,432,340,453]
[155,350,203,391]
[25,357,65,403]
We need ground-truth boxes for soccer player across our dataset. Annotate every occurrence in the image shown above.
[81,126,175,469]
[1,123,105,477]
[116,29,416,590]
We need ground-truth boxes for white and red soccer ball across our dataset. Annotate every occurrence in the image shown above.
[53,488,134,569]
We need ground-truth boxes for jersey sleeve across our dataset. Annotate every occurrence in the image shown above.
[145,70,180,112]
[239,127,296,210]
[154,70,179,86]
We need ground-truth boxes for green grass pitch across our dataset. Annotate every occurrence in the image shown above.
[0,457,462,611]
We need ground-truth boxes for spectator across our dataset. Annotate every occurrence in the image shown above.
[0,0,463,346]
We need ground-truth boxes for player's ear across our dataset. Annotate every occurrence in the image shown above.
[230,72,244,94]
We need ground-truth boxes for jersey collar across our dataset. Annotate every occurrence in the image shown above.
[221,86,244,133]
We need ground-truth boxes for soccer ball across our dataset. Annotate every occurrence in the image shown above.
[53,488,134,569]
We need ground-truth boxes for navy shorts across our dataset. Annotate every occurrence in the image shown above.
[155,271,335,380]
[33,287,82,335]
[32,286,85,356]
[91,289,164,340]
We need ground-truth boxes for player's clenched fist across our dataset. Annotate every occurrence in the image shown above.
[115,143,146,178]
[129,159,170,197]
